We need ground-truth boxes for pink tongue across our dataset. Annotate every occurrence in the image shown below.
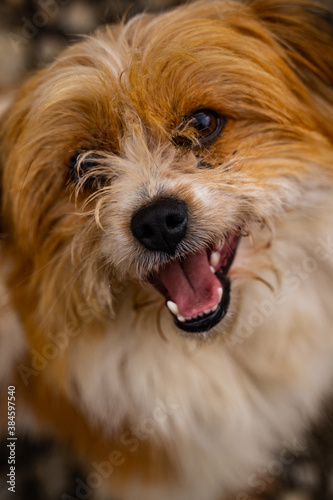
[158,249,221,318]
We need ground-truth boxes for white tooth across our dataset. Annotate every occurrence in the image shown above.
[210,266,216,274]
[167,300,179,316]
[177,314,186,322]
[204,308,212,315]
[210,251,220,267]
[217,287,223,303]
[211,303,218,312]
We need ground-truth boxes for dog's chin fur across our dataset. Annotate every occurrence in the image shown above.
[1,0,333,498]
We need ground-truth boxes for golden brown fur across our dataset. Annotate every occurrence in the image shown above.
[1,0,333,499]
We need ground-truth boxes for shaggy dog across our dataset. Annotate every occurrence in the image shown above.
[0,0,333,499]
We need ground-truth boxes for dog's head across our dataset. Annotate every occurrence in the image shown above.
[1,0,333,339]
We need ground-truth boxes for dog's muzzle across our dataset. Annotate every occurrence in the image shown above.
[131,198,239,334]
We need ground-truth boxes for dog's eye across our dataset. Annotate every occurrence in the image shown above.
[188,110,225,143]
[68,150,103,189]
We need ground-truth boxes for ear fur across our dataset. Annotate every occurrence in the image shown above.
[246,0,333,98]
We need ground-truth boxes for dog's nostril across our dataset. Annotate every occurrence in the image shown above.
[166,214,183,229]
[131,198,188,255]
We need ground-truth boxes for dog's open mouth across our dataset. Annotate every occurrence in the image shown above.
[149,233,239,333]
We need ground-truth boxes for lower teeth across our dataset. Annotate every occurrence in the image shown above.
[178,307,219,323]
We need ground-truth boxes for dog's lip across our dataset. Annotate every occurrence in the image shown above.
[148,233,239,333]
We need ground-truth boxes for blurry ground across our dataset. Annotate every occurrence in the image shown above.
[1,1,333,499]
[0,0,184,90]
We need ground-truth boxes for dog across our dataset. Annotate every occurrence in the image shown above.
[0,0,333,499]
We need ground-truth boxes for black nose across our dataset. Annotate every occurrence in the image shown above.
[131,198,188,254]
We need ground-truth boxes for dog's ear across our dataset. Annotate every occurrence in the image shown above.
[247,0,333,97]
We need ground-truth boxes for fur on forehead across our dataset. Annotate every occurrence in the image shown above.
[3,0,333,139]
[4,0,333,133]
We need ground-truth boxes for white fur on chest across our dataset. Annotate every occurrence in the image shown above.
[68,204,333,499]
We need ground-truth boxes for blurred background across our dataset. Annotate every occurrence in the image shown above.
[0,0,184,91]
[0,0,333,499]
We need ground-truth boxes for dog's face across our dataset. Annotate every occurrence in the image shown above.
[1,0,333,342]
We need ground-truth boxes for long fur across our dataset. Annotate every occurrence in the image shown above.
[0,1,333,499]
